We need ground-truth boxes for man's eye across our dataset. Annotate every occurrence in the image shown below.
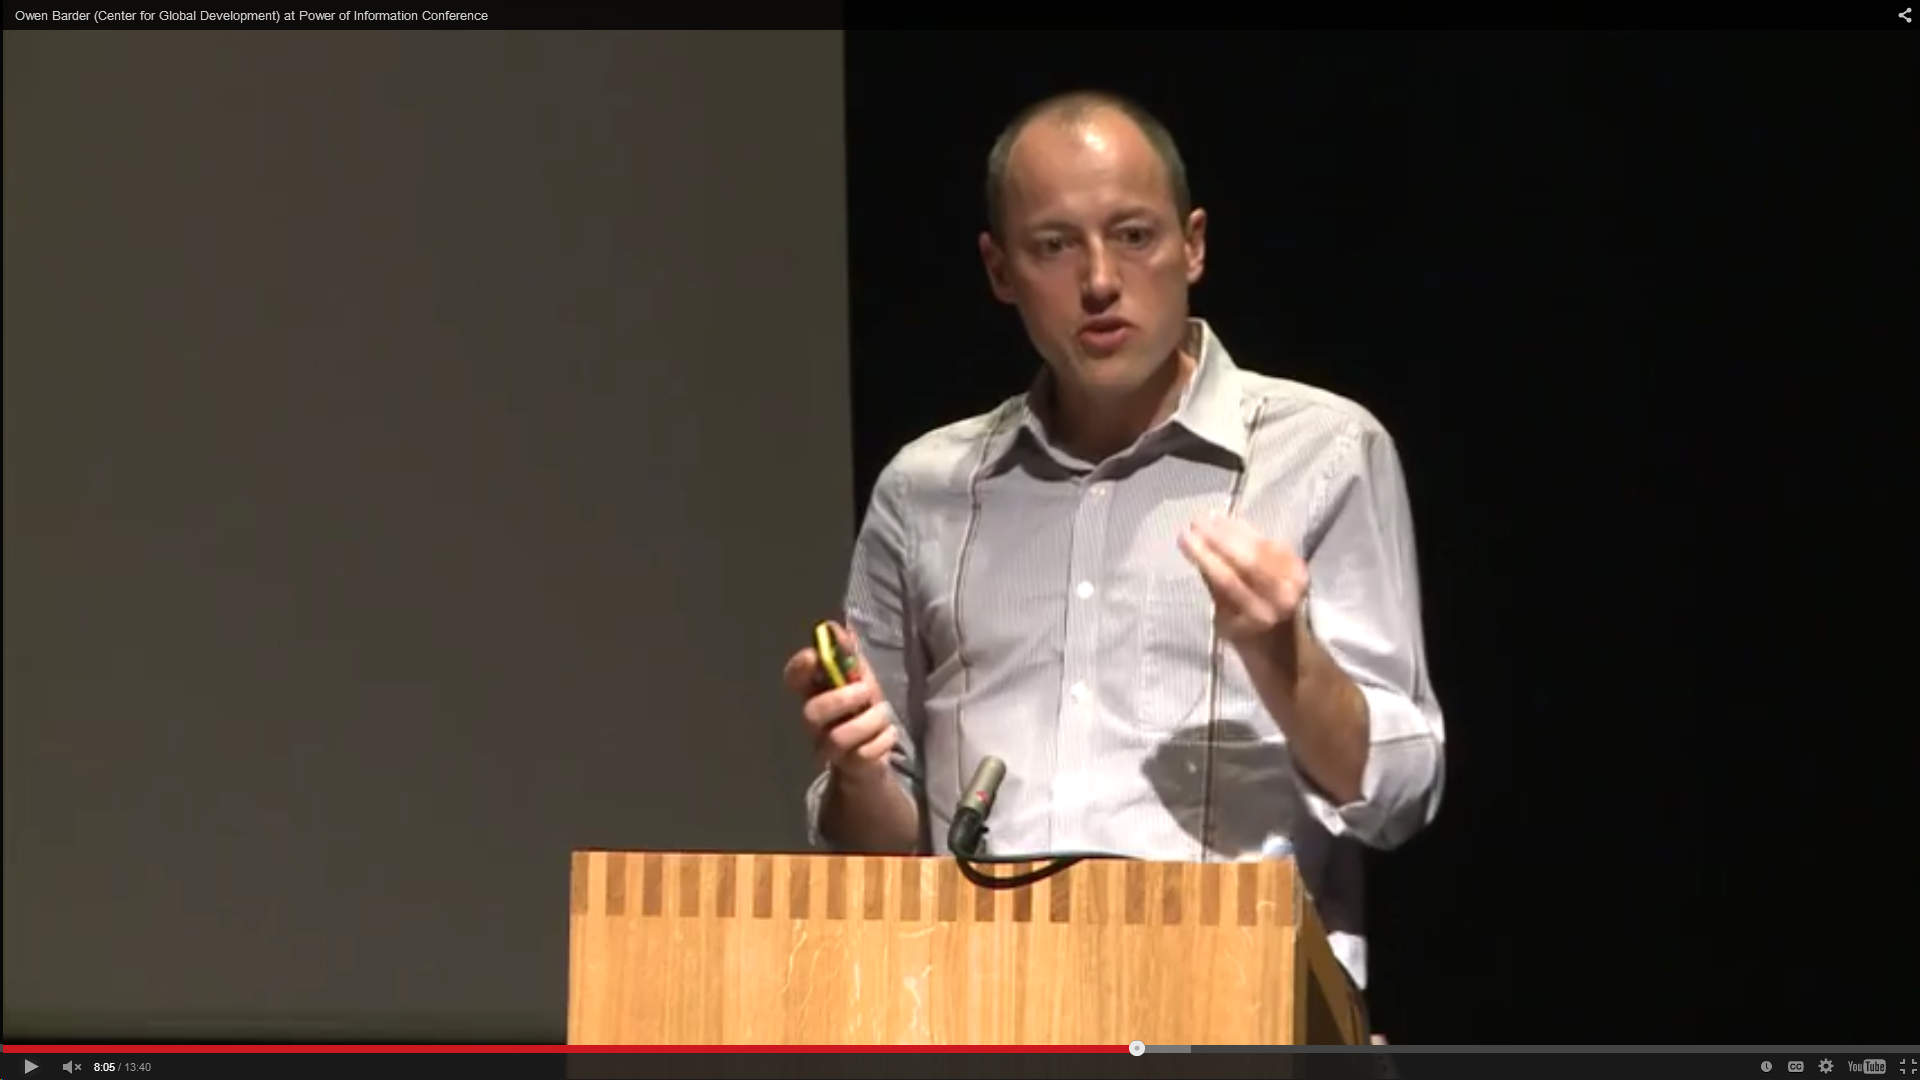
[1118,227,1152,245]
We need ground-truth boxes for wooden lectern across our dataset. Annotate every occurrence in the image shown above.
[567,850,1365,1046]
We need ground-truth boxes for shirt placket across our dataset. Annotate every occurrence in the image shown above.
[1051,472,1113,847]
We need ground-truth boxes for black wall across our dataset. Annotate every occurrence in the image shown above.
[843,24,1913,1043]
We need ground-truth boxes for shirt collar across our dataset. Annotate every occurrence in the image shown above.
[994,317,1251,469]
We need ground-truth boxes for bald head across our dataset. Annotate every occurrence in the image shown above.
[984,91,1192,241]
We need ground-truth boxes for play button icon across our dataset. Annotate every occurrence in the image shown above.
[23,1062,37,1074]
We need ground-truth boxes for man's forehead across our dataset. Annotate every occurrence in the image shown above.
[1010,112,1153,175]
[1003,114,1173,216]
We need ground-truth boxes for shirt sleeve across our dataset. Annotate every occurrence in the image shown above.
[803,458,930,852]
[1294,423,1447,850]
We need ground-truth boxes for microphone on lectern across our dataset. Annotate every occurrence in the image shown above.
[946,755,1006,858]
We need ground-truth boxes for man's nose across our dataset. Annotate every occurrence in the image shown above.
[1080,248,1120,307]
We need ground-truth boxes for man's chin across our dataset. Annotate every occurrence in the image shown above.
[1067,346,1159,388]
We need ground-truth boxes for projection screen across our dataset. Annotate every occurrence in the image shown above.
[3,28,852,1041]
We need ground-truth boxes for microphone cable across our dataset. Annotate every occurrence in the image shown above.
[944,757,1135,888]
[944,755,1136,889]
[951,842,1137,890]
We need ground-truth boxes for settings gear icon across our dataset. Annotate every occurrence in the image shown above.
[1819,1062,1834,1074]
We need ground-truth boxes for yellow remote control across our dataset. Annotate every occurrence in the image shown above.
[812,621,859,688]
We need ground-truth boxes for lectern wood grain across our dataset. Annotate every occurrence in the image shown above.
[567,851,1361,1046]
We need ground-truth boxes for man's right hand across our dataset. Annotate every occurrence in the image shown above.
[782,622,898,780]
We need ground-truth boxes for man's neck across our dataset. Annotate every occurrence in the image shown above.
[1048,347,1198,464]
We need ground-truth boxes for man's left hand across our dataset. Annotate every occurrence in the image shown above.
[1176,513,1309,648]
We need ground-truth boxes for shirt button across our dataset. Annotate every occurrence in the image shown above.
[1070,682,1089,703]
[1089,483,1108,498]
[1075,580,1095,599]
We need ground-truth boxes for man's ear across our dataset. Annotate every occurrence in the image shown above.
[1183,208,1208,286]
[979,231,1016,304]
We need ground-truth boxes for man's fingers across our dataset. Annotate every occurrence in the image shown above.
[1273,567,1307,610]
[1184,520,1308,615]
[1234,549,1304,608]
[802,681,875,729]
[851,721,898,763]
[782,648,823,696]
[815,704,894,765]
[1194,517,1281,587]
[1179,527,1262,613]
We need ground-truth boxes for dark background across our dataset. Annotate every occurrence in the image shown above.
[4,18,1912,1048]
[843,25,1913,1043]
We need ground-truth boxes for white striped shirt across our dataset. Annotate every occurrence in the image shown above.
[806,318,1447,989]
